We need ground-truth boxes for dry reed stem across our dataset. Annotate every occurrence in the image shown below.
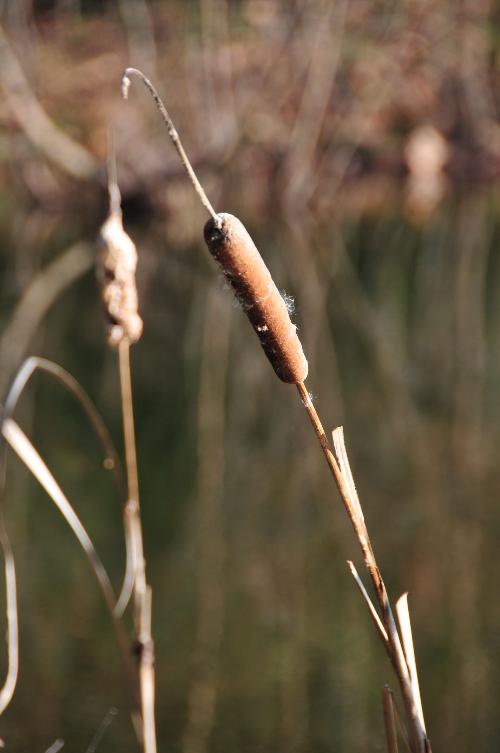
[1,418,138,708]
[204,213,308,383]
[121,67,219,226]
[396,594,426,735]
[4,357,124,493]
[118,339,157,753]
[99,147,157,753]
[347,560,388,645]
[295,381,428,753]
[0,356,136,616]
[382,686,399,753]
[0,355,132,716]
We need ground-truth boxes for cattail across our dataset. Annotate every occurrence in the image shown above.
[204,213,308,384]
[98,179,143,348]
[121,68,307,383]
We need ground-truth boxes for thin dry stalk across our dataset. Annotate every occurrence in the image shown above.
[117,340,157,753]
[396,594,426,735]
[295,381,428,753]
[99,146,157,753]
[382,685,399,753]
[0,355,136,617]
[121,67,219,226]
[0,355,132,716]
[347,560,388,646]
[1,418,137,707]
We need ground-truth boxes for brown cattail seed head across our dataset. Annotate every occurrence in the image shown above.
[98,211,143,348]
[204,213,308,384]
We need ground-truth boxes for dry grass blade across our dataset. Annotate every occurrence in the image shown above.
[396,594,426,735]
[2,418,118,612]
[117,339,157,753]
[0,517,18,715]
[332,426,365,528]
[382,685,399,753]
[4,357,124,493]
[1,416,139,711]
[1,356,133,614]
[296,382,426,753]
[347,560,388,644]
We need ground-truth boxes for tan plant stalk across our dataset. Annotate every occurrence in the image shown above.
[118,338,156,753]
[296,385,428,753]
[121,67,431,753]
[98,158,156,753]
[383,686,399,753]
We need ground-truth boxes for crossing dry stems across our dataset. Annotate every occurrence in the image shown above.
[122,67,431,753]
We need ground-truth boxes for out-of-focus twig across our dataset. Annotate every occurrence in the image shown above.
[0,242,93,396]
[0,24,98,180]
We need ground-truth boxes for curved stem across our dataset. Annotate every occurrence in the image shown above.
[121,67,220,226]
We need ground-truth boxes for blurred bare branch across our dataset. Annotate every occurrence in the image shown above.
[0,23,97,180]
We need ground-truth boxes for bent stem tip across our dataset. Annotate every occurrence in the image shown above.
[120,67,220,226]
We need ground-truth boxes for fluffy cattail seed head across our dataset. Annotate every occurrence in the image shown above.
[204,213,308,384]
[98,211,143,348]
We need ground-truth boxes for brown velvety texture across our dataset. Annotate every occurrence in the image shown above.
[204,213,308,384]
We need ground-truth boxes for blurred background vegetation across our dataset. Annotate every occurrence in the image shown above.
[1,0,500,750]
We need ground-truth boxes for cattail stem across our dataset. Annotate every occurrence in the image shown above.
[296,381,428,753]
[118,339,157,753]
[121,67,220,226]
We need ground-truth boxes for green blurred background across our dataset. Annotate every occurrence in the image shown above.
[1,0,500,750]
